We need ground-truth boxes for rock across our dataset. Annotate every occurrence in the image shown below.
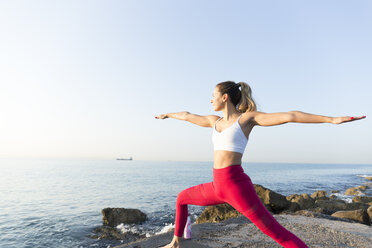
[287,202,300,212]
[196,204,242,224]
[102,208,147,227]
[90,226,122,240]
[363,182,372,189]
[352,196,372,204]
[286,193,315,210]
[314,199,346,213]
[345,185,369,196]
[331,190,340,193]
[311,190,329,200]
[359,185,368,191]
[365,177,372,181]
[368,206,372,221]
[90,225,146,241]
[331,209,370,225]
[345,187,360,196]
[292,210,347,221]
[279,208,358,224]
[291,210,327,219]
[329,195,338,200]
[308,207,334,215]
[254,184,290,213]
[344,202,370,211]
[315,199,369,214]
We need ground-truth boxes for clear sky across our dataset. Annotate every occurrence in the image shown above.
[0,0,371,164]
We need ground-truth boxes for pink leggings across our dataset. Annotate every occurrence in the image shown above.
[175,164,308,248]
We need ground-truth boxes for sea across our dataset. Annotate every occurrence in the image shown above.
[0,159,371,248]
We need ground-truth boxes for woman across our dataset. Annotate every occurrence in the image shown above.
[154,81,366,248]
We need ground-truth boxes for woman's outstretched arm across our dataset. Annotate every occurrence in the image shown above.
[155,111,188,121]
[251,111,366,126]
[155,111,219,127]
[292,111,366,124]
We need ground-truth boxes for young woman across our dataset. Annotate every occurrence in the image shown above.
[155,81,366,248]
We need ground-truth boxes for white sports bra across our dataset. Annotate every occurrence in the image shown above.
[212,115,248,154]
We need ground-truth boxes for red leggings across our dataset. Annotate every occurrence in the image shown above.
[175,164,308,248]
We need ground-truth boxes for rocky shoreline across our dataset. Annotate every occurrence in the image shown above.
[114,214,372,248]
[91,176,372,247]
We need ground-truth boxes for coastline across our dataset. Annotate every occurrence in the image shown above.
[113,214,372,248]
[2,160,371,248]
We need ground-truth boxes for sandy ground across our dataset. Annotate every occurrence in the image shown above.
[113,214,372,248]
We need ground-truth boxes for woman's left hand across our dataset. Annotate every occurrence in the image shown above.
[332,115,366,124]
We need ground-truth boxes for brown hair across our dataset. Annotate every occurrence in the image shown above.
[216,81,257,112]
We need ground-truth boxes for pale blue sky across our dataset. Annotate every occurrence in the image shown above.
[0,0,371,163]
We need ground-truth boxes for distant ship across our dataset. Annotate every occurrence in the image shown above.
[116,157,133,161]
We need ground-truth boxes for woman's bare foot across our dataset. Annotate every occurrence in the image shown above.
[159,235,181,248]
[159,242,179,248]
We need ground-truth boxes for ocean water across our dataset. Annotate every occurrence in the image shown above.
[0,159,371,248]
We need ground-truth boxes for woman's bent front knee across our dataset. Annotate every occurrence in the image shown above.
[176,189,189,206]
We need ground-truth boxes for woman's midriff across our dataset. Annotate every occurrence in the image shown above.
[213,150,243,169]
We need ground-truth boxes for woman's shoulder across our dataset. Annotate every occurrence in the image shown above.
[241,111,256,118]
[240,111,263,125]
[209,115,222,125]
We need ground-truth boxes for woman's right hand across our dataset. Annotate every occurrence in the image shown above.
[155,114,168,119]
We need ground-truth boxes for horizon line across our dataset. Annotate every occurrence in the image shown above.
[0,157,371,165]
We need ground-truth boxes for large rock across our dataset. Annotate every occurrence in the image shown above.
[352,196,372,204]
[364,182,372,191]
[102,208,147,227]
[315,199,369,214]
[286,193,315,210]
[279,206,361,224]
[196,204,242,224]
[345,185,369,196]
[314,199,346,213]
[368,206,372,221]
[254,184,290,213]
[287,202,301,212]
[289,209,354,223]
[300,207,335,215]
[331,209,370,225]
[311,190,329,200]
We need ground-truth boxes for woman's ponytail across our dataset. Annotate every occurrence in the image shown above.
[237,82,257,112]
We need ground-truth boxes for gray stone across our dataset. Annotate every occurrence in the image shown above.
[367,206,372,221]
[196,204,242,224]
[254,184,290,213]
[331,209,370,225]
[345,185,369,196]
[311,190,329,200]
[314,199,369,214]
[286,193,315,210]
[352,196,372,204]
[102,208,147,227]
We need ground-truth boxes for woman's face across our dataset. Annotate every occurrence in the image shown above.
[211,87,225,111]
